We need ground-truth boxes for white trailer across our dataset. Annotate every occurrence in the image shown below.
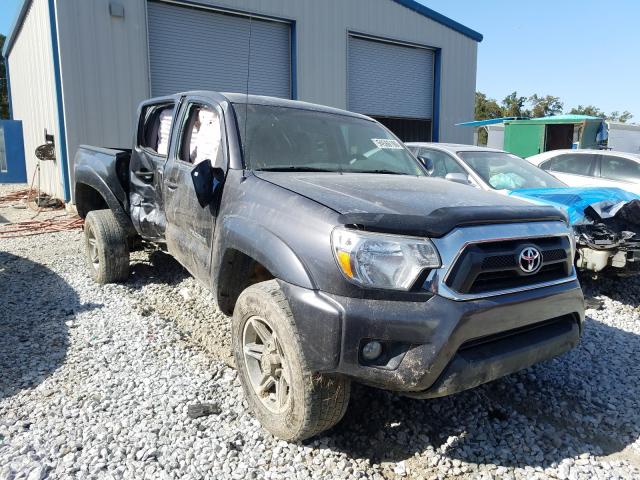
[486,123,505,149]
[607,122,640,154]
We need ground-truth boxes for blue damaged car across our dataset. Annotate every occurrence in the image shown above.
[407,143,640,277]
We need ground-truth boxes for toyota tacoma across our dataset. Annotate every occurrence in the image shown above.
[74,92,584,441]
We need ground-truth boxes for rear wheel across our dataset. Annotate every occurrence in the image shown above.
[83,209,129,284]
[233,280,350,441]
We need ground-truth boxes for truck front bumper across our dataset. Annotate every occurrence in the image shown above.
[280,279,584,396]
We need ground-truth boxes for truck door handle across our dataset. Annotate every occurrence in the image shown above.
[166,181,178,190]
[134,169,154,182]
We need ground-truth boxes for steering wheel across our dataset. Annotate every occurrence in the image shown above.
[349,153,369,165]
[418,156,435,175]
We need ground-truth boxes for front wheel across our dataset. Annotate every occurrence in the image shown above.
[83,209,130,284]
[232,280,350,441]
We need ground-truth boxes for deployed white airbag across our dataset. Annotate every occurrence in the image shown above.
[191,108,221,165]
[157,108,173,155]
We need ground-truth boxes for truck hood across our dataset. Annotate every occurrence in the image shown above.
[508,186,640,225]
[256,172,531,214]
[255,172,567,237]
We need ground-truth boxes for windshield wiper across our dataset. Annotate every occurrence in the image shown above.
[256,167,411,175]
[347,169,410,175]
[256,166,336,173]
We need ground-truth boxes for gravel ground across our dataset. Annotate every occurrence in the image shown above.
[2,183,640,480]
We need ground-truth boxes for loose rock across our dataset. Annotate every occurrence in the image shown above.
[1,183,640,479]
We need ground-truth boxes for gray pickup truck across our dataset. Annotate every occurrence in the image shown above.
[74,91,584,441]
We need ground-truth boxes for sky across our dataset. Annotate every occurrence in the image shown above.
[419,0,640,119]
[1,0,638,120]
[0,0,21,39]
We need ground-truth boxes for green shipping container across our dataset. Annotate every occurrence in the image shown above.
[503,122,545,157]
[503,115,603,158]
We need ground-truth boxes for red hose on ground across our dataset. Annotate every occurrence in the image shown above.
[0,216,84,238]
[0,182,83,238]
[0,188,33,206]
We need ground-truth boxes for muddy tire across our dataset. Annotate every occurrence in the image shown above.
[83,209,130,284]
[232,280,350,441]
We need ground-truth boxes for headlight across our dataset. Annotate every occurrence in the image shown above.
[331,228,441,290]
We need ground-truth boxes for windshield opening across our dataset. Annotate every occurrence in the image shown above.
[458,151,566,190]
[234,104,425,176]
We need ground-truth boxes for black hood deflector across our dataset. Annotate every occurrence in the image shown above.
[338,205,568,238]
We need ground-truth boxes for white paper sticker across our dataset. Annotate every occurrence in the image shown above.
[371,138,403,149]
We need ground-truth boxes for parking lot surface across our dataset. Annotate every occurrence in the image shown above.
[1,185,640,480]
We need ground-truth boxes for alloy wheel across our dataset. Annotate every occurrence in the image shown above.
[242,316,291,414]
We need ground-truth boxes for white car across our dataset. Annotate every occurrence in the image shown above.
[527,149,640,195]
[405,142,640,276]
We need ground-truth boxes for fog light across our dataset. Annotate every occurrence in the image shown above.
[362,341,383,361]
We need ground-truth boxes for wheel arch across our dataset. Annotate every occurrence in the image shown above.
[75,182,109,218]
[74,170,135,235]
[215,217,314,315]
[74,167,122,215]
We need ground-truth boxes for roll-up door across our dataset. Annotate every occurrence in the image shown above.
[348,35,435,141]
[147,1,291,98]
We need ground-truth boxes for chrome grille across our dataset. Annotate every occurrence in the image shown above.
[445,236,572,295]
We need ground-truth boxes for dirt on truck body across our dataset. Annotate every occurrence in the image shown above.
[73,91,584,441]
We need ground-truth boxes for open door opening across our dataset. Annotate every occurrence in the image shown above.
[372,116,432,142]
[545,124,574,151]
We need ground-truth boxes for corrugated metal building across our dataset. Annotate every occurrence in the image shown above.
[3,0,482,201]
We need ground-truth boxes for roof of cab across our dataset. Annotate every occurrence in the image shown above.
[171,91,372,120]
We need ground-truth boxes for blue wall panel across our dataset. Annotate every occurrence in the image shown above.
[0,120,28,183]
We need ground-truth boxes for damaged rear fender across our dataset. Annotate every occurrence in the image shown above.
[74,168,134,234]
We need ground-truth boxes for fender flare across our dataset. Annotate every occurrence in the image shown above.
[219,216,314,290]
[74,166,133,232]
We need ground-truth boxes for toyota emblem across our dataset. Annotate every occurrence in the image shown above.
[519,247,542,274]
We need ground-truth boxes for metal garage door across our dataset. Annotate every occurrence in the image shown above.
[147,1,291,98]
[348,35,434,119]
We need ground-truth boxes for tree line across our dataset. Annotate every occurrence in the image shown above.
[475,91,634,123]
[0,34,8,119]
